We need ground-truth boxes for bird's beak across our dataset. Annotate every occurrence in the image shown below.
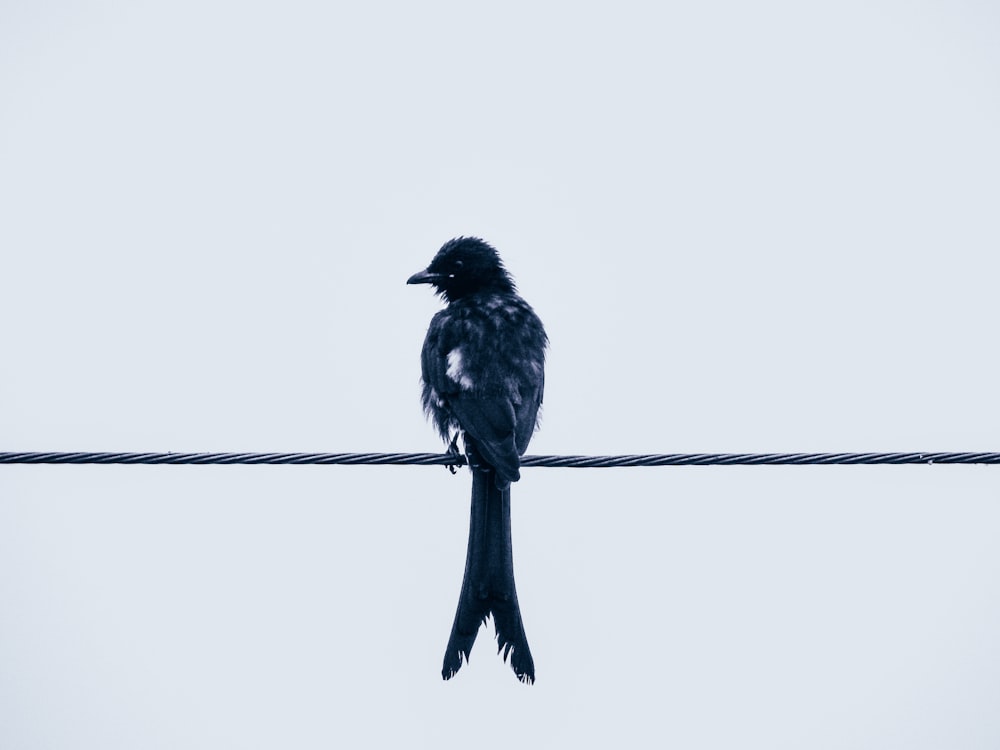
[407,269,443,285]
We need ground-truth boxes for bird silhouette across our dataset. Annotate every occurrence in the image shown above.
[408,237,547,683]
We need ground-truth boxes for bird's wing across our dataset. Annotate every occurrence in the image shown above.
[513,374,543,455]
[447,391,521,483]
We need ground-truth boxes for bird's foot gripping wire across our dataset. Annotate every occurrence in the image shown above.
[445,433,463,475]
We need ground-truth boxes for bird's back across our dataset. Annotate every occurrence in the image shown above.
[421,291,547,477]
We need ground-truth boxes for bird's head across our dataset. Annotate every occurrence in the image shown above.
[406,237,516,301]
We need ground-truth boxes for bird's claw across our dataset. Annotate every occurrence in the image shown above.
[445,433,462,474]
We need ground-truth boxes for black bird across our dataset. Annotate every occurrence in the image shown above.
[407,237,547,684]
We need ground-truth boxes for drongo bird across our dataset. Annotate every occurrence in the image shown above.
[407,237,547,684]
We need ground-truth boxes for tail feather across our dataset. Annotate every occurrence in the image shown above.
[442,465,535,684]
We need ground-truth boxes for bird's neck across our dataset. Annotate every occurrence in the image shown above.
[443,280,515,303]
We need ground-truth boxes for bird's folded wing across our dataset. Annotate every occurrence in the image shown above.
[448,393,521,483]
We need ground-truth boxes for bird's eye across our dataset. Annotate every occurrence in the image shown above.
[454,260,464,269]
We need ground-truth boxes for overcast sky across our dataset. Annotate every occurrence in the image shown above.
[2,1,999,748]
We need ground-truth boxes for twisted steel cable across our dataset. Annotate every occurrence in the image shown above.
[1,451,998,466]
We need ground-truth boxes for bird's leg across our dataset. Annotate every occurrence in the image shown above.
[445,432,462,474]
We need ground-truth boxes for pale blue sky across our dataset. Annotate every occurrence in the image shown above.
[2,2,999,748]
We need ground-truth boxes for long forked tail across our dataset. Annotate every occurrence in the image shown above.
[442,464,535,684]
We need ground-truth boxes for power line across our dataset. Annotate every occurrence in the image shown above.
[1,451,998,466]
